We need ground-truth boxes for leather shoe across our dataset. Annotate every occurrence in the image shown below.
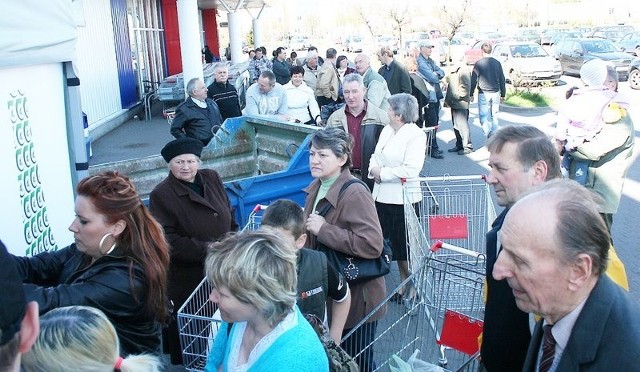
[431,152,444,159]
[457,148,473,155]
[448,147,463,153]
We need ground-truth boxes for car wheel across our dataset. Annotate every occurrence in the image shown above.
[630,68,640,90]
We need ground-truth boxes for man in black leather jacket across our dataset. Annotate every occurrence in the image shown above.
[170,77,223,146]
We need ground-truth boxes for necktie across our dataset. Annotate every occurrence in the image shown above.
[539,324,556,372]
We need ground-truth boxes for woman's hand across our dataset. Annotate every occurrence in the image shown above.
[370,166,382,184]
[305,213,326,235]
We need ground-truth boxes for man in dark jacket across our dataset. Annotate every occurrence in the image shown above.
[170,77,223,146]
[377,46,411,95]
[444,63,473,154]
[207,63,242,121]
[470,42,506,137]
[481,125,561,372]
[272,46,291,85]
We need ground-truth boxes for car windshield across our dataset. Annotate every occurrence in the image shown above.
[352,37,363,42]
[510,45,548,57]
[583,40,618,53]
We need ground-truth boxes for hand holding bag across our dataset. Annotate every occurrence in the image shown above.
[315,179,391,284]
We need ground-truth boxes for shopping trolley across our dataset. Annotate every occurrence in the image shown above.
[420,126,438,177]
[177,204,267,371]
[402,175,496,268]
[340,241,486,371]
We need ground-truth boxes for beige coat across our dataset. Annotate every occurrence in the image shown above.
[316,60,340,101]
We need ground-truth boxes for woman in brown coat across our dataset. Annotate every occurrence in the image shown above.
[149,137,237,365]
[303,128,386,372]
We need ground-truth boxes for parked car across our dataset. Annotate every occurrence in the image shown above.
[554,38,633,80]
[540,29,569,45]
[492,42,562,86]
[630,58,640,89]
[513,28,541,44]
[586,25,634,41]
[445,37,471,63]
[375,35,399,54]
[616,32,640,56]
[345,35,366,53]
[464,40,500,65]
[289,36,310,51]
[549,31,583,46]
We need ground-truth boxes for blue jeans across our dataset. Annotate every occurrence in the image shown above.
[478,91,501,135]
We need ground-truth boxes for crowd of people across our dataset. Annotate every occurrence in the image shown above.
[2,43,638,372]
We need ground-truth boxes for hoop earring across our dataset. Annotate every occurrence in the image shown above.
[98,233,113,254]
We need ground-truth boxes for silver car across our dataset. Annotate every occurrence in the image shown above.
[492,42,562,86]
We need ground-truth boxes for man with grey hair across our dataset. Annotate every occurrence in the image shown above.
[481,125,562,372]
[495,179,640,371]
[243,70,288,120]
[170,77,223,146]
[326,73,389,190]
[302,50,320,92]
[207,63,242,121]
[354,53,391,111]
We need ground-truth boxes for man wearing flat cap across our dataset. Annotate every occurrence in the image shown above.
[417,40,446,159]
[149,138,237,365]
[0,240,39,371]
[170,77,224,146]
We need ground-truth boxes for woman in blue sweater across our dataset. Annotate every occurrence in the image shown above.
[204,230,328,372]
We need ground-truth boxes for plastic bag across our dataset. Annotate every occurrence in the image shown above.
[389,349,446,372]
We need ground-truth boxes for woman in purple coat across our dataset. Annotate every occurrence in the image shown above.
[149,137,237,365]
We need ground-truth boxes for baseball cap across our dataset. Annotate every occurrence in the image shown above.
[418,40,434,48]
[0,240,26,346]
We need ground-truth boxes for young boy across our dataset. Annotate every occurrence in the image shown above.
[261,199,351,343]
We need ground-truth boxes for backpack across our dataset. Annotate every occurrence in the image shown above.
[304,314,359,372]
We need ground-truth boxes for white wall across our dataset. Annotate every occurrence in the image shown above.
[76,0,123,128]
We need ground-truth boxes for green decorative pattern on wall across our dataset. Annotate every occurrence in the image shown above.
[9,90,58,256]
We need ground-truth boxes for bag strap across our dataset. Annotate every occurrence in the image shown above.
[316,178,368,217]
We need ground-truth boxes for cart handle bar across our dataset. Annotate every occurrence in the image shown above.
[251,204,268,213]
[431,241,482,259]
[401,174,487,184]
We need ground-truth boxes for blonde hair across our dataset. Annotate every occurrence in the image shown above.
[22,306,162,372]
[205,230,298,327]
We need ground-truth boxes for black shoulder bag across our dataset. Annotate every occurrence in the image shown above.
[315,179,392,284]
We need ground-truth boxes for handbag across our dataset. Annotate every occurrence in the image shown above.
[315,179,392,284]
[304,313,359,372]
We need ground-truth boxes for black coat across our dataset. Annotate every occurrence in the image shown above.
[170,98,223,145]
[13,244,161,356]
[378,59,412,95]
[207,81,242,120]
[149,169,237,364]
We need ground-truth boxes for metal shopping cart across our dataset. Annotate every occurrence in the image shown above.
[340,242,486,371]
[403,175,496,267]
[177,204,267,371]
[340,175,494,371]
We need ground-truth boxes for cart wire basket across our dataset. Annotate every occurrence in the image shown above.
[340,242,486,372]
[402,175,496,267]
[178,204,267,371]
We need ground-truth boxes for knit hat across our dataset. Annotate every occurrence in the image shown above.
[161,138,204,162]
[0,240,26,346]
[579,59,608,87]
